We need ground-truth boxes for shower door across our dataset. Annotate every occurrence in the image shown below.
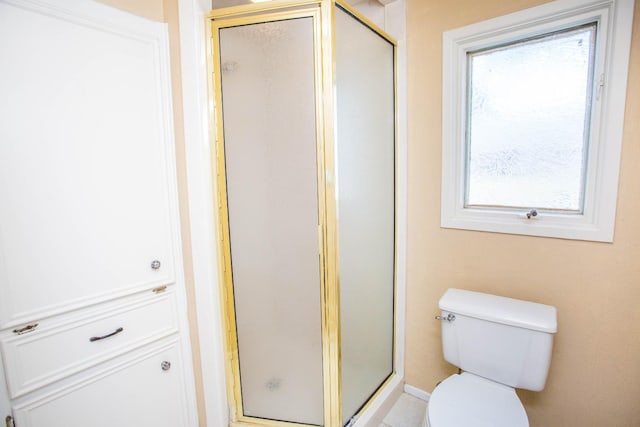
[211,2,396,426]
[213,9,326,426]
[335,4,396,425]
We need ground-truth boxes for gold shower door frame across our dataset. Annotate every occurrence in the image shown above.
[208,2,398,426]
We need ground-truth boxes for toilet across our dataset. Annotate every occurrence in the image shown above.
[425,289,557,427]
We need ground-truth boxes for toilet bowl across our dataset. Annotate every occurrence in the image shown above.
[425,373,528,427]
[426,289,557,427]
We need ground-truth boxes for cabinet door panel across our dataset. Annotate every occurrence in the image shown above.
[12,342,189,427]
[0,1,177,327]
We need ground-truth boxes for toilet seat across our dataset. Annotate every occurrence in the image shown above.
[427,373,529,427]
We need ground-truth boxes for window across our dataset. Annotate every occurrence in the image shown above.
[441,0,635,242]
[466,24,596,212]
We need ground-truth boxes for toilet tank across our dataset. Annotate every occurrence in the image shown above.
[438,289,557,392]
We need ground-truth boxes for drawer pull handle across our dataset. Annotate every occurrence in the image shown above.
[13,323,38,335]
[89,327,124,342]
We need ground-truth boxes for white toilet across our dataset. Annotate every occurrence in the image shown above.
[425,289,557,427]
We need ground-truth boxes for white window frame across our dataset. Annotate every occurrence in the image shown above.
[441,0,634,242]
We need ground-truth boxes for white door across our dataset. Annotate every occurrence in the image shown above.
[0,0,178,329]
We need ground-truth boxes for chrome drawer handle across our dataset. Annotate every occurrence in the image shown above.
[89,327,124,342]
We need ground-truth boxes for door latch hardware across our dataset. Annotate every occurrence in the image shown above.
[5,415,15,427]
[12,323,38,335]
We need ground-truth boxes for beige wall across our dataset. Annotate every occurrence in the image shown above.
[94,0,207,425]
[406,0,640,426]
[96,0,164,21]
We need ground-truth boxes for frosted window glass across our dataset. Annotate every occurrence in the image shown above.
[218,18,324,425]
[335,7,395,425]
[466,25,596,211]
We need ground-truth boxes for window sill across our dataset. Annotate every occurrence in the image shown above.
[441,206,614,242]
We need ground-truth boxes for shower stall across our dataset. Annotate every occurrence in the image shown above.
[209,1,396,425]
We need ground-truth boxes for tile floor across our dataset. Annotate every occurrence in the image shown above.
[380,393,428,427]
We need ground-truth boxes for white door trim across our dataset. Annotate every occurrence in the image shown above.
[177,1,229,426]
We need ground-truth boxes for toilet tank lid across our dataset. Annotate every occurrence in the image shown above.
[439,289,557,333]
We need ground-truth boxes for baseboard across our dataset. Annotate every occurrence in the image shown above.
[403,384,431,402]
[356,375,404,427]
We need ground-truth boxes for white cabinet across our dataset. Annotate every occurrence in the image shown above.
[0,0,198,425]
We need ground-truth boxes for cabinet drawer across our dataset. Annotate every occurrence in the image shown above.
[1,290,178,398]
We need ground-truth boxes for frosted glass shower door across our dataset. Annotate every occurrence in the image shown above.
[216,16,324,425]
[334,6,396,425]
